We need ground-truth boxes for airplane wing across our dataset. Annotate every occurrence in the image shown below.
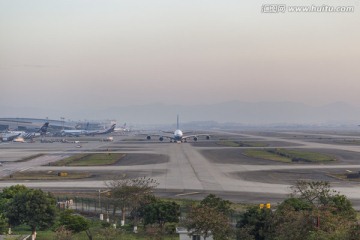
[161,131,174,134]
[145,134,174,141]
[182,134,211,140]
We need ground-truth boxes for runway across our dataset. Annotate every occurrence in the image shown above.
[1,131,360,207]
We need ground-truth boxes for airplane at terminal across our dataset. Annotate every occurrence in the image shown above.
[0,122,49,142]
[146,115,210,143]
[86,124,116,135]
[114,123,130,132]
[60,124,116,136]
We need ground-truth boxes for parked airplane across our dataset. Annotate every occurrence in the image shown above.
[146,115,210,143]
[0,132,21,142]
[0,122,49,142]
[86,124,116,135]
[114,123,130,132]
[60,124,116,136]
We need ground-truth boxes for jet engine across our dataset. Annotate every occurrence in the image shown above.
[146,136,151,140]
[206,135,210,140]
[193,137,198,141]
[159,137,164,141]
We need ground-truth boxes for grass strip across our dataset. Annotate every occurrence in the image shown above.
[244,148,335,163]
[217,140,268,147]
[244,149,291,162]
[16,154,45,162]
[51,153,126,166]
[2,171,92,180]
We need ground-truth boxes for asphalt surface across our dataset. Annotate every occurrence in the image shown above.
[2,131,360,207]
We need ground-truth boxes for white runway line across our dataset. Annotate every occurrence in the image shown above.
[19,167,33,172]
[175,192,200,196]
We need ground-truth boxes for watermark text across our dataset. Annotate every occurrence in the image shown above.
[261,4,355,13]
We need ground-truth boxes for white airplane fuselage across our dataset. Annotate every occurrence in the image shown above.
[173,129,183,142]
[146,115,210,143]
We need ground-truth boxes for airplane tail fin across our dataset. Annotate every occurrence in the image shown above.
[177,115,179,129]
[38,122,49,135]
[105,124,116,133]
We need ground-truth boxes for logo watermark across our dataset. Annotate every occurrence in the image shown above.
[261,4,355,13]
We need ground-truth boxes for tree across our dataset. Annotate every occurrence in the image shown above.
[236,206,273,240]
[200,194,232,215]
[141,200,180,228]
[327,194,357,220]
[185,205,233,240]
[106,176,158,226]
[95,227,121,240]
[277,197,312,211]
[0,185,28,211]
[290,181,336,207]
[53,226,73,240]
[0,213,8,234]
[235,181,359,240]
[58,210,92,240]
[271,203,314,240]
[5,188,57,240]
[290,180,356,220]
[58,210,90,233]
[0,185,31,235]
[272,181,359,240]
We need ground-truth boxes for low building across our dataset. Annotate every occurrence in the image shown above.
[176,227,213,240]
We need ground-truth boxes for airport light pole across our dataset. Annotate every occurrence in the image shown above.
[60,117,65,130]
[98,189,100,209]
[98,189,110,213]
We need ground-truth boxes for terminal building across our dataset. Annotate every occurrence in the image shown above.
[0,118,107,132]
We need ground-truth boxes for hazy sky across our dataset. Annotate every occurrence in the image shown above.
[1,0,360,120]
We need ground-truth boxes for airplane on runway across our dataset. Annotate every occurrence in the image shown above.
[146,115,210,143]
[0,122,49,142]
[60,124,116,136]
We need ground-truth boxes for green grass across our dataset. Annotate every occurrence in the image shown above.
[9,195,251,240]
[51,153,126,166]
[244,149,292,163]
[1,171,92,181]
[13,224,179,240]
[217,140,268,147]
[330,173,360,182]
[244,149,336,163]
[273,149,335,162]
[333,140,360,145]
[16,154,45,162]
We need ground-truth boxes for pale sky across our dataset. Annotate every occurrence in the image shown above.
[1,0,360,120]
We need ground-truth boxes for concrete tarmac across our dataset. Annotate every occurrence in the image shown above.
[2,132,360,207]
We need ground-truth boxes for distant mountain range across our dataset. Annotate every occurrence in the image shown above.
[2,101,360,126]
[103,101,360,126]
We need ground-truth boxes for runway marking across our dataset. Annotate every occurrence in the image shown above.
[175,192,200,196]
[19,167,33,172]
